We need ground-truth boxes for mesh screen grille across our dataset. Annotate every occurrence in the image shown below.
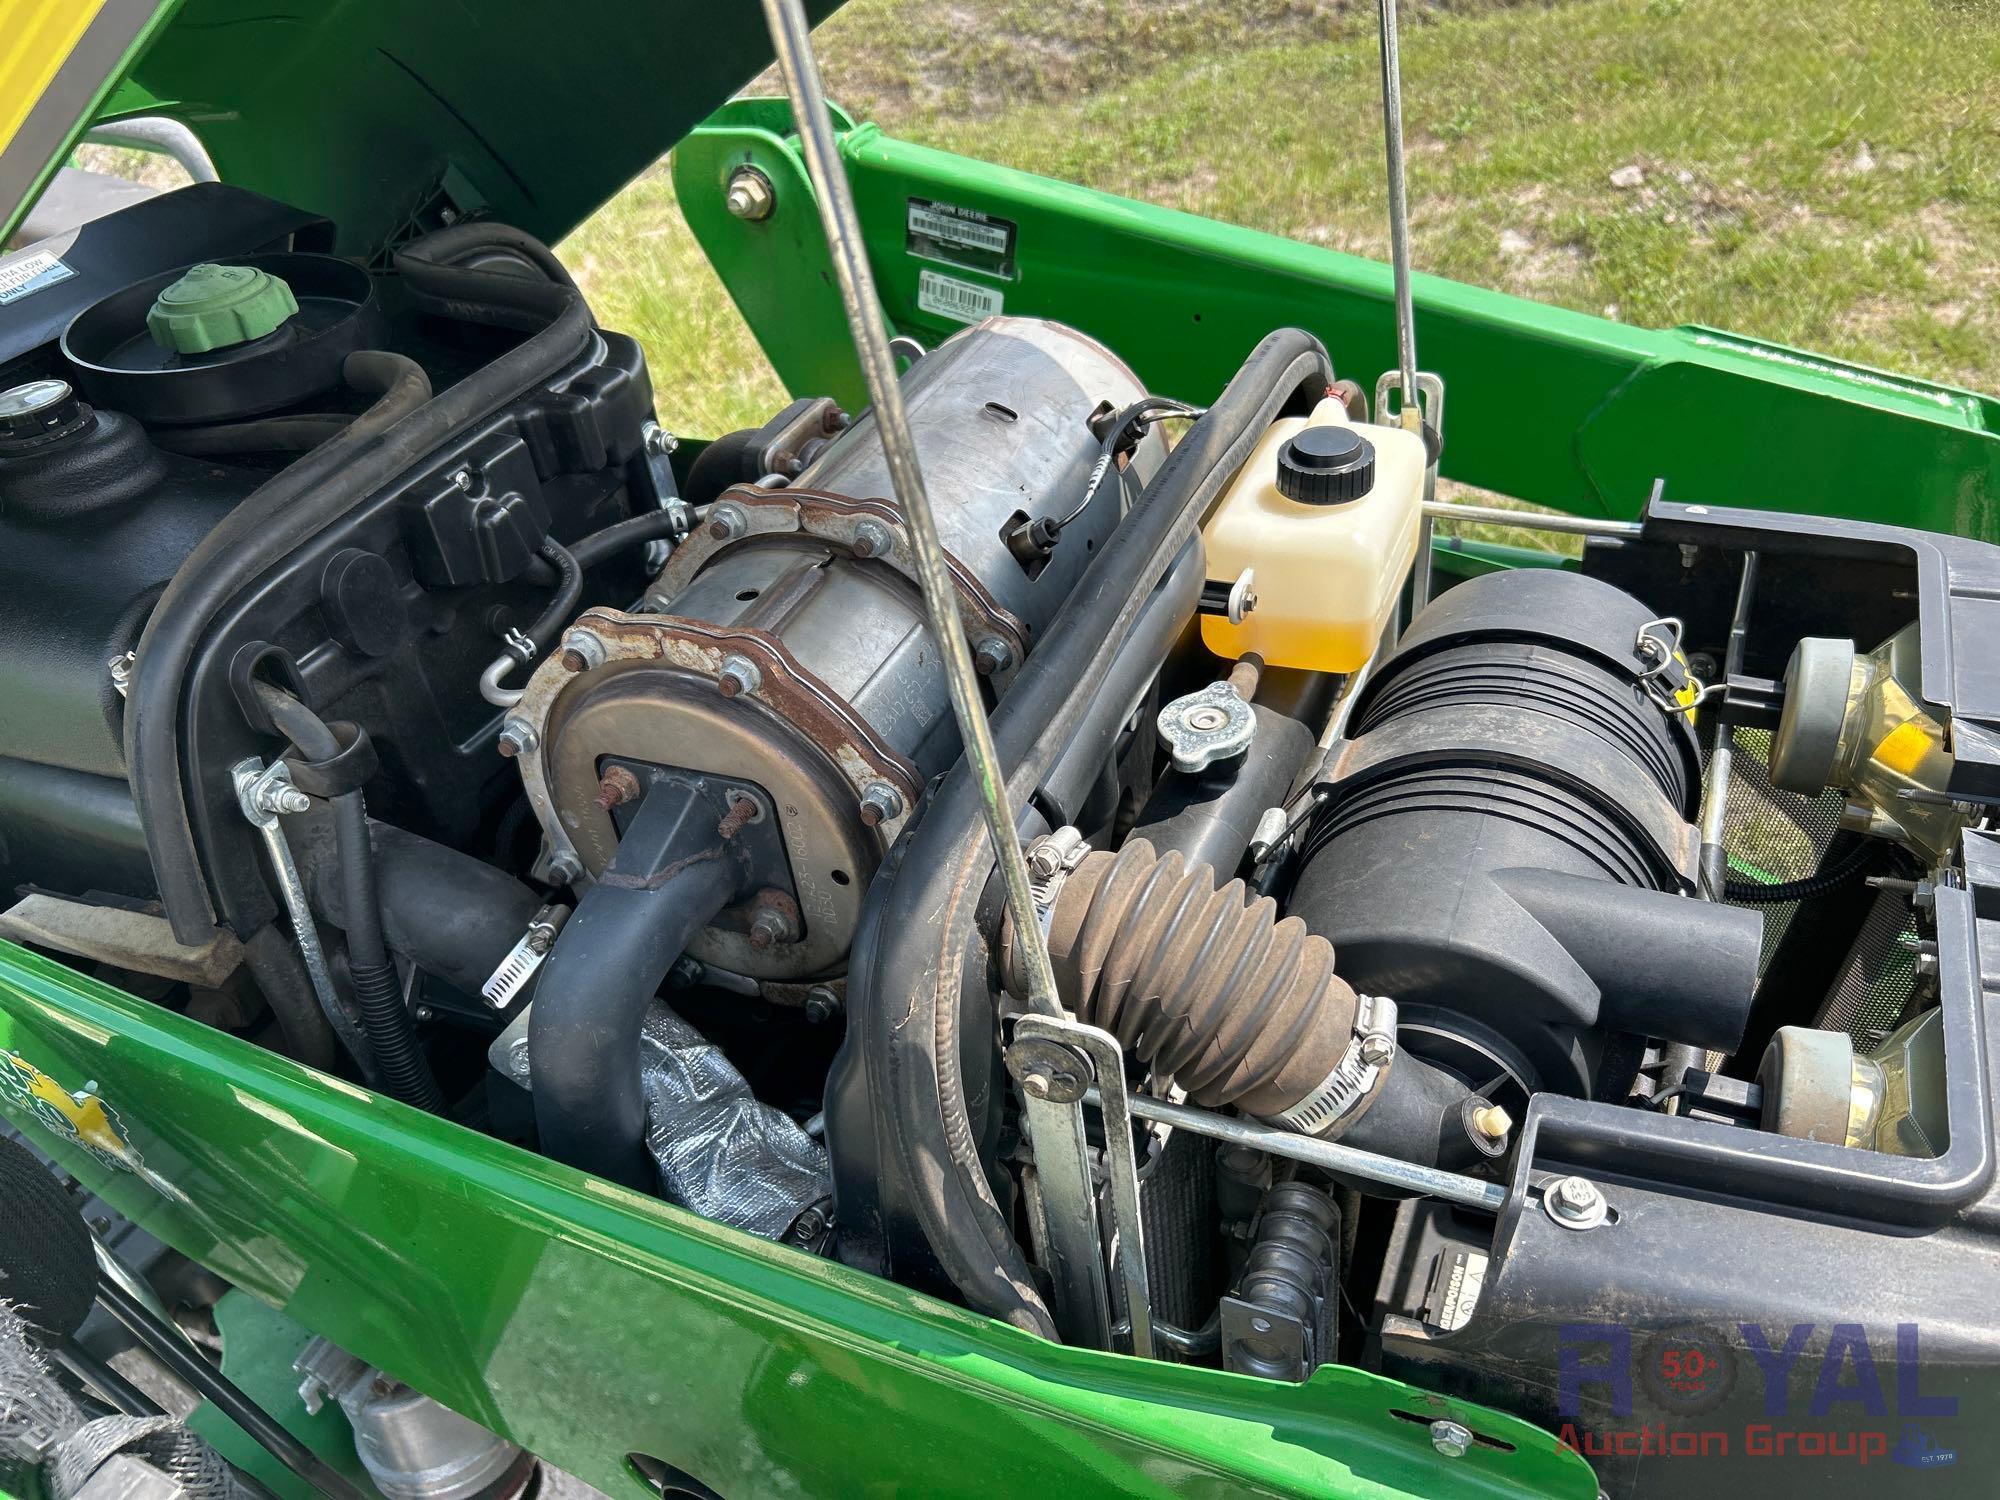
[1714,726,1916,1041]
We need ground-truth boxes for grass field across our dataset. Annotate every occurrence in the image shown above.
[561,0,1999,462]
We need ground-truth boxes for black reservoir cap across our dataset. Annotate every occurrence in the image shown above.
[1277,424,1375,504]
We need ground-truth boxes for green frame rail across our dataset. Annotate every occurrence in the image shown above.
[676,101,1998,541]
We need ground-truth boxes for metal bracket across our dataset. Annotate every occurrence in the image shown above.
[231,758,366,1072]
[1010,1013,1155,1358]
[1376,369,1446,615]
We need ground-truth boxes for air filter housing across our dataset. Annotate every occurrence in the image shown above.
[1289,568,1763,1098]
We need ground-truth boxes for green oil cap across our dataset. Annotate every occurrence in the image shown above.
[146,262,300,354]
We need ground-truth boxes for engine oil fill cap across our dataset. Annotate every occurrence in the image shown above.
[146,262,300,354]
[1276,424,1376,504]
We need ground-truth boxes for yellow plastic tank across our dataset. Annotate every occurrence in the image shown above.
[1199,396,1426,672]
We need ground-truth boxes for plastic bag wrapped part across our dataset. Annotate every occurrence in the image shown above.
[640,1005,830,1240]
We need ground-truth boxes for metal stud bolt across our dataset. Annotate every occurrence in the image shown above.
[716,655,762,698]
[725,166,775,222]
[857,780,905,827]
[709,502,749,542]
[497,719,538,758]
[851,519,893,559]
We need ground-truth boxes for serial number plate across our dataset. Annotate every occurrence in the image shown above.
[907,197,1017,279]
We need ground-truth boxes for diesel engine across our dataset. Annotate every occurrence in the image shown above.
[2,183,1989,1454]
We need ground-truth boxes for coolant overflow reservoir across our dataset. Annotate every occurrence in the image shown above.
[1200,396,1425,672]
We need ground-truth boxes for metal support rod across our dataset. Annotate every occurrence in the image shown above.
[759,0,1062,1017]
[1373,0,1437,618]
[1375,0,1419,422]
[1094,1088,1510,1213]
[1422,500,1644,539]
[1698,550,1761,898]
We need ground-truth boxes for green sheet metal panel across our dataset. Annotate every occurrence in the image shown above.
[678,104,1999,540]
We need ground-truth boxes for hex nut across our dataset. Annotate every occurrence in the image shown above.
[642,421,678,456]
[547,852,583,887]
[851,520,893,559]
[559,630,606,674]
[716,655,762,699]
[974,637,1014,676]
[725,167,775,222]
[497,720,538,758]
[857,780,905,827]
[709,502,749,542]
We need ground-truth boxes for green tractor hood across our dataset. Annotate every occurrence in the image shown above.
[7,0,841,251]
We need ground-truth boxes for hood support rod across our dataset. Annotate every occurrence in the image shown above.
[759,0,1063,1019]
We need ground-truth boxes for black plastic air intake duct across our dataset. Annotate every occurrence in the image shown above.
[1289,568,1763,1099]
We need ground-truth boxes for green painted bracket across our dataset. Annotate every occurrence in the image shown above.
[678,102,1998,543]
[0,940,1593,1500]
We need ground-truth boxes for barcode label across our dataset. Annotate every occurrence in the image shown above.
[0,249,75,304]
[917,269,1003,325]
[906,197,1018,279]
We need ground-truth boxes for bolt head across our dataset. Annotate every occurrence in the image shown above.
[1551,1174,1603,1220]
[1430,1419,1473,1458]
[857,780,905,827]
[725,167,775,221]
[1358,1033,1395,1067]
[507,1036,532,1082]
[450,468,475,492]
[1470,1103,1514,1140]
[973,636,1014,676]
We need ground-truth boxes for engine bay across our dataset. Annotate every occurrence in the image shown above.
[4,179,1996,1479]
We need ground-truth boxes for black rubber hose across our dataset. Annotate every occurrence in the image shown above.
[683,428,763,510]
[512,537,581,664]
[1723,838,1881,904]
[128,223,593,946]
[529,784,750,1188]
[256,685,444,1112]
[846,329,1333,1332]
[519,506,685,590]
[293,816,544,998]
[569,506,682,570]
[392,221,585,334]
[148,413,353,456]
